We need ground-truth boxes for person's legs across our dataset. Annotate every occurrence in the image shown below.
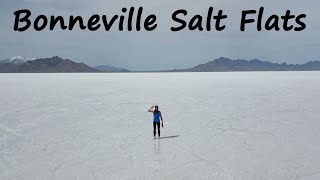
[153,122,156,137]
[157,122,160,137]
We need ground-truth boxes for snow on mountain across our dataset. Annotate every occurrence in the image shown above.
[0,56,36,65]
[9,56,36,63]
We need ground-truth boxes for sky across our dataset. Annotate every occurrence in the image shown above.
[0,0,319,71]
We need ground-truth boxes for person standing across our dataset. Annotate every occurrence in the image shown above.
[148,105,163,139]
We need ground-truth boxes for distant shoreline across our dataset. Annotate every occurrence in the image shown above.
[1,56,319,73]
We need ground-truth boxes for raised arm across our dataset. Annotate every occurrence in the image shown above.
[148,106,154,113]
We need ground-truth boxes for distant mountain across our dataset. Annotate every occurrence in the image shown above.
[0,56,99,73]
[94,65,129,72]
[172,57,320,72]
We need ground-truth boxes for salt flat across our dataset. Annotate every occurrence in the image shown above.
[0,72,320,180]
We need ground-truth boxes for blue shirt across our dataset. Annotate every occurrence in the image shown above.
[153,112,161,123]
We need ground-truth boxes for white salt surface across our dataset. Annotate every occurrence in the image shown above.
[0,72,320,180]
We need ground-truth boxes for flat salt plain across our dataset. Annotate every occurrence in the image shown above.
[1,72,320,180]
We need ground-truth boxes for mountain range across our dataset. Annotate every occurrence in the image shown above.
[94,65,129,72]
[171,57,320,72]
[1,56,320,73]
[0,56,98,73]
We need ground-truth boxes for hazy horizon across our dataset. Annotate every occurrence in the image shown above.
[3,55,320,72]
[1,0,319,71]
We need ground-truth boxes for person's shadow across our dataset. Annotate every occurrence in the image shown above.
[160,135,180,139]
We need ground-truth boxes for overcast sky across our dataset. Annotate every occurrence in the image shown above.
[0,0,319,70]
